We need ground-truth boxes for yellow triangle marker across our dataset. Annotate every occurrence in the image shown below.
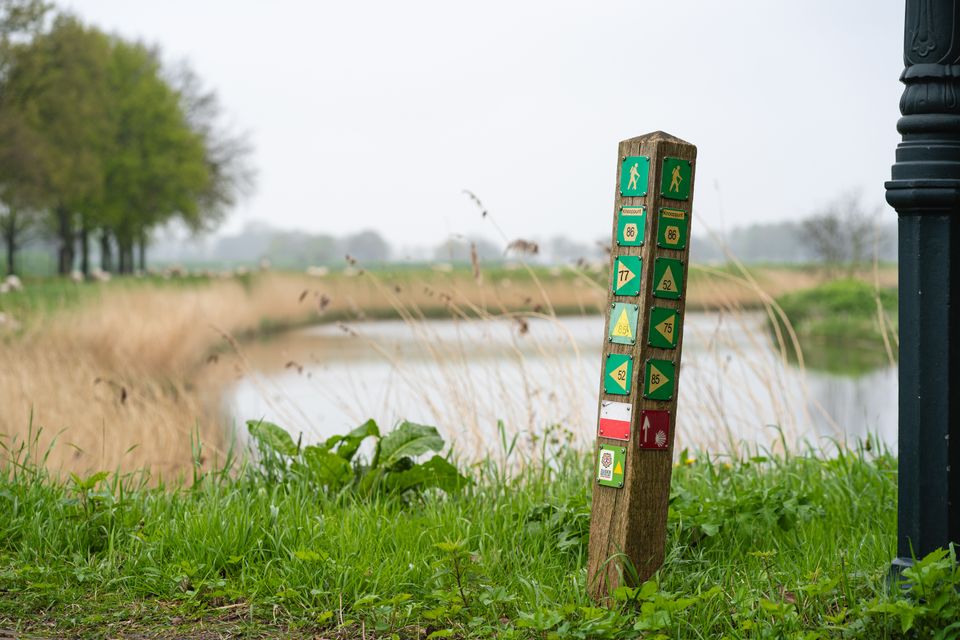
[655,316,674,343]
[656,265,677,293]
[609,360,629,391]
[614,462,623,475]
[612,308,633,338]
[617,262,636,288]
[647,363,670,394]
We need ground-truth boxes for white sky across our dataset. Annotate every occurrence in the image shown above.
[62,0,905,247]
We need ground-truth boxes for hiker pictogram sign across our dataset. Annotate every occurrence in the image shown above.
[661,157,691,200]
[620,156,649,197]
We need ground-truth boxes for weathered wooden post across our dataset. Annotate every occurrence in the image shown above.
[885,0,960,575]
[587,131,696,599]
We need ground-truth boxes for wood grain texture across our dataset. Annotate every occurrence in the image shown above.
[587,131,697,602]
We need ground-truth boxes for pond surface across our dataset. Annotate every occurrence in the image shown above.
[224,311,897,457]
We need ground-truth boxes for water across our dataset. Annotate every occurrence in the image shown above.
[225,311,897,456]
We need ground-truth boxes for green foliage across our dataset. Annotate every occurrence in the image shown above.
[245,418,470,498]
[2,428,958,639]
[772,278,898,374]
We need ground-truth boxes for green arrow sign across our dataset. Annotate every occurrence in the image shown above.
[612,256,642,296]
[648,307,679,349]
[604,353,633,396]
[609,302,639,345]
[652,257,683,300]
[643,358,675,401]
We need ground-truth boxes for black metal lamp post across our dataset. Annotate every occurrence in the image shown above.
[885,0,960,574]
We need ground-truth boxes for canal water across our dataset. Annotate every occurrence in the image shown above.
[224,311,897,458]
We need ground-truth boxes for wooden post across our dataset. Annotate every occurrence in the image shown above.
[587,131,697,600]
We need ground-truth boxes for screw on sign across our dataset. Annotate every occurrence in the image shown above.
[588,131,696,602]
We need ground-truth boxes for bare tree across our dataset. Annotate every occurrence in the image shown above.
[800,191,882,276]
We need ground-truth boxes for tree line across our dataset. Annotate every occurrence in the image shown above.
[0,0,253,276]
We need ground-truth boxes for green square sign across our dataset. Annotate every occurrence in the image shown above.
[620,156,649,197]
[656,208,688,250]
[596,444,626,488]
[652,257,683,300]
[616,206,645,247]
[603,353,633,396]
[612,255,642,296]
[661,157,692,200]
[648,307,679,349]
[643,358,675,401]
[608,302,639,345]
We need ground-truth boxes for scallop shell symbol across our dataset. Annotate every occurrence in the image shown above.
[655,430,667,448]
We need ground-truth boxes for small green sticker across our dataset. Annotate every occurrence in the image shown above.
[656,208,688,250]
[597,444,626,487]
[652,257,683,300]
[643,358,676,401]
[608,302,639,345]
[661,157,692,200]
[648,307,679,349]
[616,206,645,247]
[612,255,642,296]
[620,156,649,197]
[603,353,633,396]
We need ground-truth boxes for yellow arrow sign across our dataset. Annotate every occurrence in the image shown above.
[655,316,674,343]
[617,262,636,289]
[612,307,633,339]
[647,363,670,394]
[613,461,623,475]
[656,265,677,294]
[609,360,629,391]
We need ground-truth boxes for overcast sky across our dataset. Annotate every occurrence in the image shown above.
[62,0,904,248]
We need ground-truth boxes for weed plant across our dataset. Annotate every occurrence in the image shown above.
[2,423,957,639]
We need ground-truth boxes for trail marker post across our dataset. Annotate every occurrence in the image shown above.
[885,0,960,576]
[587,131,697,600]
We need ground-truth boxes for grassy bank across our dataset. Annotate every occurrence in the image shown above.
[3,424,958,639]
[772,279,898,375]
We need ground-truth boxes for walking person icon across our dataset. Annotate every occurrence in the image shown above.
[627,162,641,190]
[669,165,682,192]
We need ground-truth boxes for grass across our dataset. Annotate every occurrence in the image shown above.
[772,279,898,375]
[3,424,959,639]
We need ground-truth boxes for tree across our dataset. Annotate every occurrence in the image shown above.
[1,15,112,274]
[343,230,390,263]
[800,192,882,276]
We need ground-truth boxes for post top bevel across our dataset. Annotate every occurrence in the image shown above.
[621,131,694,147]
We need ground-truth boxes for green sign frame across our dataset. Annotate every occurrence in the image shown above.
[656,208,688,250]
[643,358,676,401]
[617,206,646,247]
[648,307,679,349]
[620,156,649,197]
[652,257,683,300]
[604,353,633,396]
[609,302,639,345]
[661,157,691,200]
[612,256,642,296]
[596,444,626,488]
